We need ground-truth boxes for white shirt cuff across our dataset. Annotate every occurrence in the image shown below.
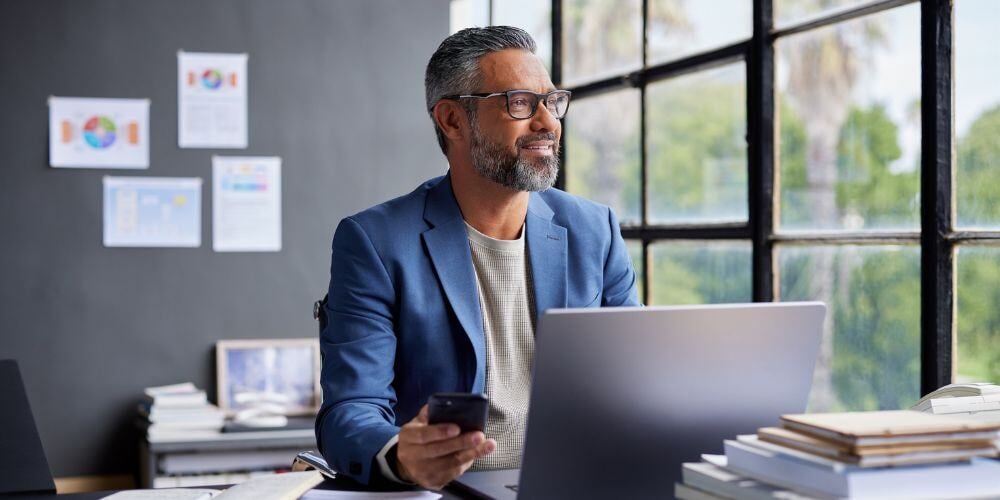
[376,433,410,484]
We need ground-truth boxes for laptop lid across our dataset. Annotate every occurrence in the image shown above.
[516,302,825,500]
[0,359,56,494]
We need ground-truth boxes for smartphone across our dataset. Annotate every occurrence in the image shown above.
[427,392,489,434]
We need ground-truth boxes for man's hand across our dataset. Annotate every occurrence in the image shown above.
[395,404,496,490]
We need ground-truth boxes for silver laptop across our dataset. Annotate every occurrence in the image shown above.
[453,302,825,500]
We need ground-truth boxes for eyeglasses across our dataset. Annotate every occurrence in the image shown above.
[443,89,572,120]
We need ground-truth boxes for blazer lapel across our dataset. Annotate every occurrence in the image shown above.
[421,175,486,393]
[526,193,567,326]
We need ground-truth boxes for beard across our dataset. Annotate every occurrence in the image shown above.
[468,117,560,192]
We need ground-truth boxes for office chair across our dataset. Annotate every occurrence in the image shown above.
[0,359,57,495]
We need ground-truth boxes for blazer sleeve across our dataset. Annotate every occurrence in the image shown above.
[315,216,401,484]
[602,207,642,307]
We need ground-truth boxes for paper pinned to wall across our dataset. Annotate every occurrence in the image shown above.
[212,156,281,252]
[178,51,248,148]
[103,176,202,248]
[49,97,150,169]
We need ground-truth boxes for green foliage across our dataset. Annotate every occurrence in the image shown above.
[778,100,809,227]
[953,105,1000,383]
[830,248,921,410]
[956,249,1000,382]
[836,105,919,228]
[646,73,747,222]
[957,104,1000,226]
[650,244,752,306]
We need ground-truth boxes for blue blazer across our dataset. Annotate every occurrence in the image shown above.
[315,174,639,483]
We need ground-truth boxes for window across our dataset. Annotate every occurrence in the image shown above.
[953,0,1000,385]
[550,0,993,407]
[647,63,748,224]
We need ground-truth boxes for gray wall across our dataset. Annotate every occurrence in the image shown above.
[0,0,449,477]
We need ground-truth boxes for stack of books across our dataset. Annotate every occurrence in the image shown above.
[676,410,1000,499]
[140,382,225,442]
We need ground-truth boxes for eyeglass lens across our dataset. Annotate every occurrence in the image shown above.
[507,91,570,119]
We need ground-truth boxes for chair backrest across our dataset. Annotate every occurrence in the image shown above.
[313,294,328,333]
[0,359,56,494]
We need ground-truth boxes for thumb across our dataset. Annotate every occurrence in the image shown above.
[416,404,429,424]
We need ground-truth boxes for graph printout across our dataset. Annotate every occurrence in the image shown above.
[103,176,202,248]
[49,97,150,168]
[178,51,248,148]
[212,156,281,252]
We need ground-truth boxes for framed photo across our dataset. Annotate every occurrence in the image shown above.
[215,338,321,416]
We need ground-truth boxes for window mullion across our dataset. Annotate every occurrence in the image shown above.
[920,0,954,395]
[749,0,775,302]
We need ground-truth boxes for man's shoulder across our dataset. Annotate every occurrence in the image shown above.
[535,187,612,223]
[344,175,443,231]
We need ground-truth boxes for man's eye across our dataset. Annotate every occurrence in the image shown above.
[510,98,530,107]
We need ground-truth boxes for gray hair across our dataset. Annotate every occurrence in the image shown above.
[424,26,537,154]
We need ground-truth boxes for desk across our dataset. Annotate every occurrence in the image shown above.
[35,477,470,500]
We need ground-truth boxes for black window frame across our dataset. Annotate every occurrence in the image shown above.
[551,0,976,397]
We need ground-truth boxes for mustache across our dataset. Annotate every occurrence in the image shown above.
[515,132,558,148]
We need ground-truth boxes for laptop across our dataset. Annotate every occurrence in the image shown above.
[453,302,825,500]
[0,359,56,495]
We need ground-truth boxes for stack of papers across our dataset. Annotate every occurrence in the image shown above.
[141,382,225,441]
[911,382,1000,422]
[675,410,1000,499]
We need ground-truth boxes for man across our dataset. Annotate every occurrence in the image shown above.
[316,26,639,490]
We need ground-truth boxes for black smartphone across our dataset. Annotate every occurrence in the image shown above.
[427,392,489,433]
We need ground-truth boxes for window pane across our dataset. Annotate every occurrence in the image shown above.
[562,0,642,86]
[956,246,1000,383]
[647,63,748,224]
[626,239,645,304]
[955,0,1000,229]
[777,4,921,232]
[649,241,751,305]
[492,1,552,72]
[647,0,752,65]
[778,245,920,411]
[450,0,489,34]
[774,0,874,29]
[565,89,641,224]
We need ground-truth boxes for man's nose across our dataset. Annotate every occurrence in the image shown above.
[529,102,560,132]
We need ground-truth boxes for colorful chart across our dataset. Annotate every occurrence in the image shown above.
[201,69,224,89]
[83,115,116,149]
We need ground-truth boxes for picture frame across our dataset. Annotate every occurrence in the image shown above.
[215,338,321,416]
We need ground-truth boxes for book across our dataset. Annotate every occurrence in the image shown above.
[757,426,998,466]
[674,482,727,500]
[725,438,1000,499]
[779,410,1000,447]
[144,390,209,409]
[145,382,200,397]
[681,459,823,500]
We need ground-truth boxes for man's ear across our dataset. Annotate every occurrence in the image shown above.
[432,100,470,145]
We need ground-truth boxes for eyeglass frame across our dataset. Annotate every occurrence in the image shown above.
[439,89,572,120]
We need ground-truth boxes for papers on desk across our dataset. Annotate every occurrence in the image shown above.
[301,491,441,499]
[103,489,219,500]
[214,471,323,500]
